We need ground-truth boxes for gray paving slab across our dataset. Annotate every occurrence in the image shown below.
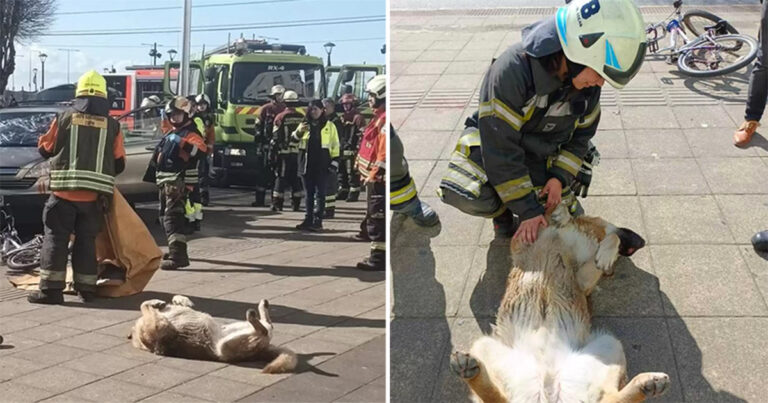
[625,129,694,158]
[651,245,767,316]
[588,159,637,196]
[390,319,454,402]
[683,127,761,157]
[621,106,681,129]
[63,378,159,402]
[672,105,737,128]
[639,196,734,244]
[591,129,629,159]
[632,158,710,195]
[698,157,768,194]
[398,131,453,161]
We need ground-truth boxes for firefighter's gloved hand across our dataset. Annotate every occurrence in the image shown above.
[166,134,181,144]
[572,161,593,198]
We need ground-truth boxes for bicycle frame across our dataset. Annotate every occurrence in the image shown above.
[646,4,692,55]
[0,209,22,261]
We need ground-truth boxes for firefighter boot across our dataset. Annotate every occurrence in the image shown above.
[337,189,349,201]
[161,242,190,270]
[251,190,267,207]
[752,230,768,253]
[201,190,210,207]
[78,291,98,303]
[356,253,385,271]
[323,207,335,219]
[271,197,284,212]
[346,190,360,202]
[291,197,302,212]
[27,289,64,305]
[412,200,440,227]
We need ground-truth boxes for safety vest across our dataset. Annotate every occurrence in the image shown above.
[356,109,385,179]
[49,110,118,195]
[297,121,340,158]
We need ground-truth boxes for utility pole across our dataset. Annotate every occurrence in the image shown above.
[180,0,192,96]
[58,48,80,83]
[143,42,163,65]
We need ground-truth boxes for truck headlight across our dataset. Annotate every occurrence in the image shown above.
[225,148,246,156]
[19,160,50,179]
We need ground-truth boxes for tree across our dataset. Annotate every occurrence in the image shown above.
[0,0,57,93]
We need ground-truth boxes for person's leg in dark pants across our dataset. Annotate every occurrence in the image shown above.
[161,179,190,270]
[736,0,768,146]
[357,181,385,271]
[199,154,211,206]
[313,173,327,230]
[71,201,103,301]
[298,175,316,230]
[30,195,75,304]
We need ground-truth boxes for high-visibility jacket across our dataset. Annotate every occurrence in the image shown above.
[154,125,207,186]
[46,109,122,195]
[356,108,386,183]
[295,120,340,176]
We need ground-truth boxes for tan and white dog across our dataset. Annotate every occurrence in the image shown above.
[451,203,668,403]
[130,295,296,373]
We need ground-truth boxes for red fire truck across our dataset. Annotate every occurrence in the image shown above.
[104,65,176,120]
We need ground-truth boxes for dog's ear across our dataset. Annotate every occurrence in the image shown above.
[616,228,645,257]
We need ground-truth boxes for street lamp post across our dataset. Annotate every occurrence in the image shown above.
[323,42,335,67]
[39,52,47,89]
[168,49,177,61]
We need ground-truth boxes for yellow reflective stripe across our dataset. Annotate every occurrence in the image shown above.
[371,241,386,251]
[73,273,98,285]
[450,154,487,183]
[50,170,115,186]
[391,178,417,205]
[39,269,67,282]
[442,169,482,197]
[488,204,507,219]
[479,99,534,131]
[168,233,187,244]
[554,150,582,176]
[50,180,113,194]
[494,175,534,203]
[95,127,107,173]
[576,104,601,129]
[455,128,481,156]
[69,125,79,170]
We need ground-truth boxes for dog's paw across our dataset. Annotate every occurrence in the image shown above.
[596,246,618,276]
[450,351,480,380]
[143,299,167,310]
[172,295,194,307]
[246,308,258,322]
[259,299,269,310]
[634,372,670,398]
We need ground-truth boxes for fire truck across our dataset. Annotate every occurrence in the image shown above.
[104,66,175,121]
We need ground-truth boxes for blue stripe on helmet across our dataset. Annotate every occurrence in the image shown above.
[605,40,621,69]
[556,7,568,45]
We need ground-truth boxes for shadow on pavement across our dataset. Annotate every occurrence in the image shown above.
[390,214,453,401]
[679,69,750,103]
[185,258,383,282]
[62,291,384,330]
[231,352,339,377]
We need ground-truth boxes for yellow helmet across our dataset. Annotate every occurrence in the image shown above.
[75,70,108,99]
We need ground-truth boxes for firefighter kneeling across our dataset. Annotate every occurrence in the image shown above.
[153,97,207,270]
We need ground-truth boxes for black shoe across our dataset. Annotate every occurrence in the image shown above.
[193,221,201,232]
[271,198,284,212]
[77,291,97,303]
[252,191,266,207]
[356,258,385,271]
[295,220,312,231]
[337,190,349,201]
[201,191,210,207]
[752,230,768,253]
[323,208,335,219]
[291,198,302,212]
[28,289,64,305]
[308,221,323,232]
[353,232,370,242]
[346,192,360,202]
[160,258,190,270]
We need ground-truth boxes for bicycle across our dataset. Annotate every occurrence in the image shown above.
[0,208,42,272]
[646,0,758,77]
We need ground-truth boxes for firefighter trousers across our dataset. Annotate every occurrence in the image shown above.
[324,168,338,213]
[160,178,189,262]
[39,195,103,292]
[338,154,361,196]
[273,153,303,201]
[365,181,386,266]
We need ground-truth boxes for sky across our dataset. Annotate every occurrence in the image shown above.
[8,0,385,91]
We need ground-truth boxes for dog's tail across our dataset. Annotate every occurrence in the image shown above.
[258,345,298,374]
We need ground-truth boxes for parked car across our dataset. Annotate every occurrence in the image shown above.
[0,105,163,224]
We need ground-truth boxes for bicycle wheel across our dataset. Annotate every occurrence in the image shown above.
[5,247,40,271]
[683,9,739,37]
[677,34,758,77]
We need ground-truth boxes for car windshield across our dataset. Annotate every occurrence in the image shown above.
[231,62,323,105]
[336,68,379,100]
[0,111,56,147]
[117,106,166,142]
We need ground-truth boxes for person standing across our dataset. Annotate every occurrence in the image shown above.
[194,93,215,207]
[30,70,126,304]
[271,90,305,212]
[294,100,340,232]
[155,97,207,270]
[322,97,342,218]
[337,93,365,202]
[355,75,387,271]
[734,0,768,147]
[252,85,286,207]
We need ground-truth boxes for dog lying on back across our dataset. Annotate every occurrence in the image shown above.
[130,295,296,373]
[451,203,669,402]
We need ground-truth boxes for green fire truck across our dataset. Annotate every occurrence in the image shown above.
[163,39,326,187]
[327,64,385,120]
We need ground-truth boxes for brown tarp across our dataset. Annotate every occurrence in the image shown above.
[8,189,161,297]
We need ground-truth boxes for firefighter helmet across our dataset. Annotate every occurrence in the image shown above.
[283,90,299,103]
[75,70,108,99]
[366,75,386,100]
[195,93,211,106]
[555,0,646,89]
[140,95,162,109]
[164,96,194,118]
[270,85,286,96]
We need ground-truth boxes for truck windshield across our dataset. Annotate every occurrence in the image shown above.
[231,62,323,105]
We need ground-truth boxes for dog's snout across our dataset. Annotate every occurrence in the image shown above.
[617,227,646,257]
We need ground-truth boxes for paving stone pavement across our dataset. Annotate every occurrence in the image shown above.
[0,190,384,402]
[391,4,768,403]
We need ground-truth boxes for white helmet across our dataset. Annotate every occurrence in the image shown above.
[366,75,386,100]
[195,93,211,106]
[555,0,646,89]
[283,90,299,103]
[140,95,161,108]
[270,85,286,96]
